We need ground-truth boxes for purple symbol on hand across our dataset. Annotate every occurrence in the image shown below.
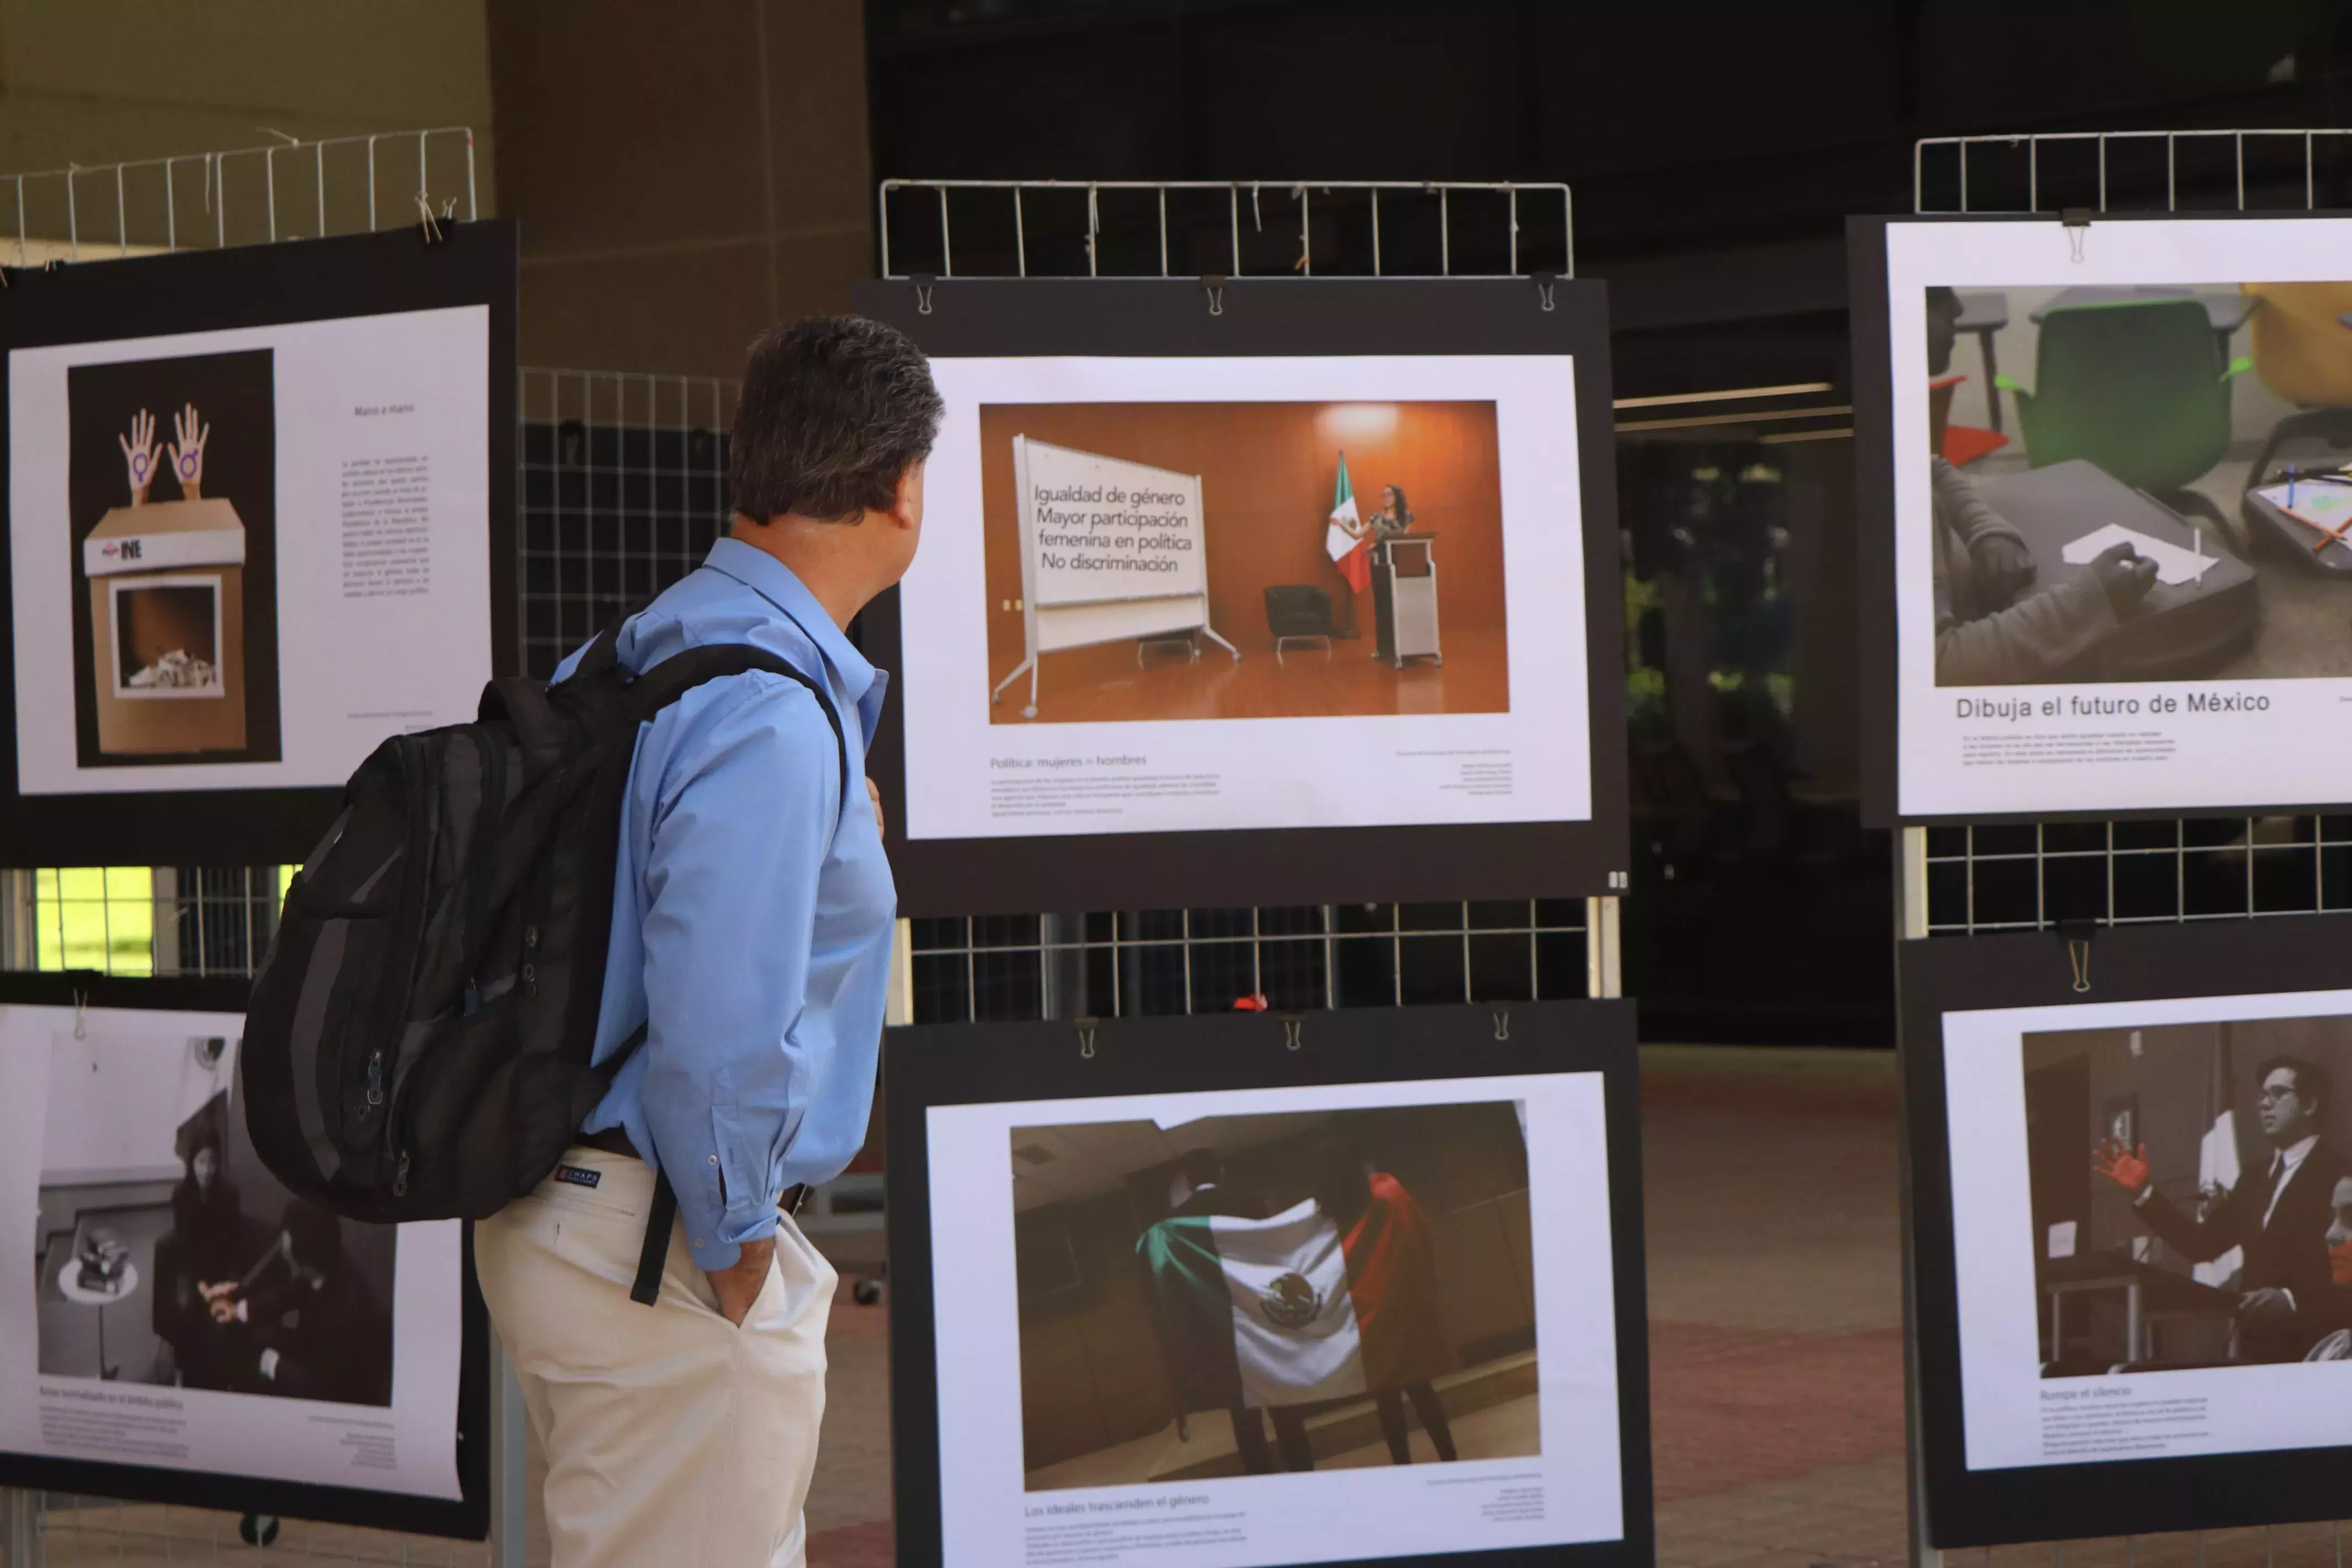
[170,403,209,498]
[118,409,160,505]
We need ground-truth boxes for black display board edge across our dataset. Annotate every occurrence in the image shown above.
[883,999,1653,1568]
[1855,209,2352,829]
[0,970,491,1540]
[0,219,520,868]
[851,276,1631,914]
[1900,918,2352,1545]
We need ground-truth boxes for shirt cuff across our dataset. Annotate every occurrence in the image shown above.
[685,1208,780,1273]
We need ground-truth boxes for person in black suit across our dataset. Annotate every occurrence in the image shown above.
[2095,1055,2349,1363]
[1145,1148,1292,1475]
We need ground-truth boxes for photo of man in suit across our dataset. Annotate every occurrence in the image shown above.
[2094,1056,2348,1362]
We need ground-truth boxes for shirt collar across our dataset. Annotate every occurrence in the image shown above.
[702,537,879,707]
[2277,1134,2321,1175]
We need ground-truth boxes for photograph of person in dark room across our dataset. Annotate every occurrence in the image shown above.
[1009,1100,1538,1490]
[2024,1017,2352,1375]
[1925,284,2156,686]
[36,1028,396,1406]
[1927,277,2352,687]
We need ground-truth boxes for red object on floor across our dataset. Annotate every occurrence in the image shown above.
[1941,423,2009,466]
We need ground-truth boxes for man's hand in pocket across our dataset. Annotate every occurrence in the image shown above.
[707,1236,776,1327]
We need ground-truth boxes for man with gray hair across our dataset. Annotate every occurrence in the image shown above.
[473,315,942,1567]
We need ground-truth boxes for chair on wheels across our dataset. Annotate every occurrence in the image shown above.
[1263,585,1336,663]
[1998,297,2252,493]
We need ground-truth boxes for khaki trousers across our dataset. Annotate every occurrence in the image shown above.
[474,1146,835,1568]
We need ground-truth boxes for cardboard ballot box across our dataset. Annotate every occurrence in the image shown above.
[81,498,248,755]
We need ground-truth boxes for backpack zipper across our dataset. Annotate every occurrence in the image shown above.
[364,1051,385,1109]
[393,1149,410,1198]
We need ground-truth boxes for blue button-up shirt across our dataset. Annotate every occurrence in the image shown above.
[557,538,897,1271]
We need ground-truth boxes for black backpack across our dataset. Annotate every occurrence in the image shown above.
[239,617,846,1264]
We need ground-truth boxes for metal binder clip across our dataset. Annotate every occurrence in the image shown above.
[1493,1009,1511,1041]
[911,273,936,315]
[2060,208,2093,265]
[2066,937,2092,994]
[1281,1015,1304,1052]
[1533,273,1557,313]
[415,191,446,246]
[72,989,87,1041]
[1201,274,1226,317]
[1075,1017,1098,1060]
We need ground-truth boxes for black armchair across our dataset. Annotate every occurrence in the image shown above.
[1263,585,1335,664]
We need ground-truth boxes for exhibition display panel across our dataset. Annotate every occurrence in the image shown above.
[853,276,1629,913]
[885,1001,1651,1568]
[0,972,487,1539]
[1901,918,2352,1545]
[1853,212,2352,824]
[0,220,518,866]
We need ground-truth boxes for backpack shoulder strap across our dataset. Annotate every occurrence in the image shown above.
[629,644,849,810]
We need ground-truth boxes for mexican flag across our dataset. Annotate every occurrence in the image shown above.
[1325,452,1372,595]
[1137,1175,1457,1413]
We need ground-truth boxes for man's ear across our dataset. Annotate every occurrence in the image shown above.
[889,458,927,529]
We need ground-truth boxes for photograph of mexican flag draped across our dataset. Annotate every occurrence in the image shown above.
[1011,1101,1537,1490]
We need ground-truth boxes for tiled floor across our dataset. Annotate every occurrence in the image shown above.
[21,1046,2350,1567]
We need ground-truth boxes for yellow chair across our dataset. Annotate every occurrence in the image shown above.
[2242,283,2352,405]
[2237,284,2352,573]
[2241,282,2352,480]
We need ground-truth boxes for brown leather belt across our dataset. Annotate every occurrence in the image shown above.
[574,1126,810,1215]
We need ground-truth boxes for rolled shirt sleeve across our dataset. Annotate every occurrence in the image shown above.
[636,675,840,1271]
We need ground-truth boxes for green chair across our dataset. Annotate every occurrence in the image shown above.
[1997,298,2253,492]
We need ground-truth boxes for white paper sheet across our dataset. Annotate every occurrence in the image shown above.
[2059,522,2220,587]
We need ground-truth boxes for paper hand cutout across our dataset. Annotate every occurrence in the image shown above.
[171,403,209,500]
[2092,1137,2151,1196]
[119,409,160,505]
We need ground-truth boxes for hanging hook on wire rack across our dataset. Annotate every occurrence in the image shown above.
[912,273,936,315]
[1533,273,1557,312]
[1281,1015,1304,1052]
[1201,274,1226,317]
[1492,1008,1511,1041]
[1075,1017,1098,1060]
[2066,937,2093,994]
[414,190,445,246]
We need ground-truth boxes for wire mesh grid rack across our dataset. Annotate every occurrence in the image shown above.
[878,178,1571,281]
[1914,128,2352,216]
[909,900,1594,1023]
[518,369,741,679]
[0,127,478,265]
[1920,816,2352,935]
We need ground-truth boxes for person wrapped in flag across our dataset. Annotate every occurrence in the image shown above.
[1135,1134,1459,1471]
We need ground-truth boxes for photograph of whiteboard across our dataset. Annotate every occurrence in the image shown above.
[857,277,1626,913]
[1856,213,2352,823]
[1900,918,2352,1545]
[0,222,517,867]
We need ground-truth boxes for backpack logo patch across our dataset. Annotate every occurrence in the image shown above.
[554,1165,601,1189]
